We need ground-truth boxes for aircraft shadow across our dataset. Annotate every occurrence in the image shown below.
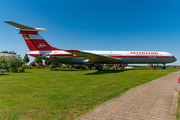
[85,70,125,75]
[0,74,9,75]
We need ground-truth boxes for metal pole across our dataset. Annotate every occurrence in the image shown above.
[51,62,52,70]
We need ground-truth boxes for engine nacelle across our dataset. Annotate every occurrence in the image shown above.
[49,56,73,59]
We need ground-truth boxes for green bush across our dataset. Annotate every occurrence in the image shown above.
[27,65,36,69]
[36,64,41,69]
[49,65,55,69]
[81,65,87,69]
[21,64,26,69]
[18,67,25,72]
[9,67,18,73]
[60,66,66,69]
[27,65,31,69]
[67,65,73,69]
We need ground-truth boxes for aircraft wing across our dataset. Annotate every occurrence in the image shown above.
[4,21,35,29]
[66,50,121,63]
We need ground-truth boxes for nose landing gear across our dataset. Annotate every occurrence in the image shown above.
[162,64,166,69]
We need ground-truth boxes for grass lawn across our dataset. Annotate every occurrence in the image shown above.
[0,69,178,120]
[176,92,180,119]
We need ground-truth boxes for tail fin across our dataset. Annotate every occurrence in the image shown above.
[4,21,62,51]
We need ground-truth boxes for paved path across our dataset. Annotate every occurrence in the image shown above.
[79,71,180,120]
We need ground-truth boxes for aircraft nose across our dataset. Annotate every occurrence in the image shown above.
[175,58,177,61]
[173,56,177,62]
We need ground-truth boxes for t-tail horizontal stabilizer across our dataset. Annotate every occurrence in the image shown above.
[4,21,46,32]
[4,21,62,51]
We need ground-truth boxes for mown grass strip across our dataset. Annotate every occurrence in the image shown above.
[176,92,180,119]
[0,69,177,119]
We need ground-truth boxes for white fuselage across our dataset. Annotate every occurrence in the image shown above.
[28,50,177,64]
[4,21,177,65]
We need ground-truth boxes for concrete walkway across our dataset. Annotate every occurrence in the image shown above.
[79,71,180,120]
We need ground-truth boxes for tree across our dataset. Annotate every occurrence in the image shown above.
[35,57,42,64]
[1,50,17,55]
[0,58,5,66]
[23,54,30,64]
[5,55,22,72]
[0,58,7,70]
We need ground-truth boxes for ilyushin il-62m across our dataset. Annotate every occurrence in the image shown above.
[5,21,177,70]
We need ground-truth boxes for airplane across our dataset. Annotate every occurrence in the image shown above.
[4,21,177,70]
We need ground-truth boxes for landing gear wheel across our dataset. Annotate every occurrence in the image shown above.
[98,66,102,70]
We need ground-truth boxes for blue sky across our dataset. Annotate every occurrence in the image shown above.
[0,0,180,65]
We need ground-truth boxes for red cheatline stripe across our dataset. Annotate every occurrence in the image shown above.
[73,55,82,58]
[29,54,73,57]
[111,56,172,58]
[28,54,174,58]
[49,54,73,56]
[28,54,42,56]
[72,55,173,58]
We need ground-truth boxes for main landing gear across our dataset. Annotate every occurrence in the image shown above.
[88,64,103,70]
[153,63,166,69]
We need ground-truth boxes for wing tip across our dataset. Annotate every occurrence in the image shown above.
[4,21,13,23]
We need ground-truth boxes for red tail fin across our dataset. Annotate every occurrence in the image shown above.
[4,21,62,51]
[20,31,62,51]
